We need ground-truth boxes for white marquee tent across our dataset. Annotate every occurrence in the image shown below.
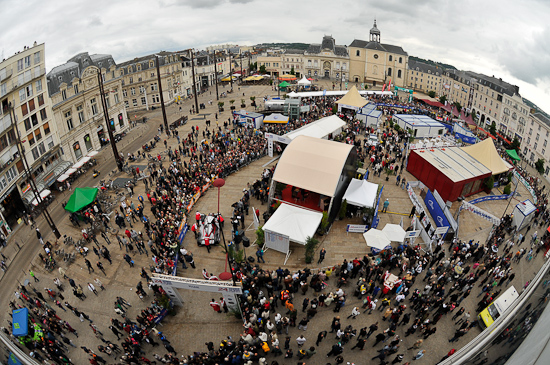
[262,203,323,263]
[363,228,391,250]
[382,224,407,243]
[342,178,378,208]
[283,115,346,141]
[297,77,312,86]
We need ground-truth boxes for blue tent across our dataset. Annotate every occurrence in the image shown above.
[12,308,28,337]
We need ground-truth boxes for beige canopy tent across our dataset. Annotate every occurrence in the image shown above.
[461,138,511,175]
[272,135,354,197]
[336,85,369,112]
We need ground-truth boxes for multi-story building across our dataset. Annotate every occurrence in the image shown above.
[407,59,443,95]
[303,35,349,82]
[280,50,305,78]
[257,53,282,77]
[348,21,408,88]
[522,112,550,170]
[47,52,127,164]
[500,92,529,141]
[117,51,188,112]
[0,43,66,232]
[439,70,474,112]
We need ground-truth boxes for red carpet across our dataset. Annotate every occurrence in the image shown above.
[280,185,323,212]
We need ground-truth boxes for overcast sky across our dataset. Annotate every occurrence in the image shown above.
[2,0,549,113]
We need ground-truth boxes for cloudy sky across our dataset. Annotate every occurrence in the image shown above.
[2,0,549,112]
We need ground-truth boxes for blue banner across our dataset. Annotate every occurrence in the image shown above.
[376,103,414,109]
[453,123,478,144]
[424,189,450,227]
[372,186,384,229]
[469,194,510,205]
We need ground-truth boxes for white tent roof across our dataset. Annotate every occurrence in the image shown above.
[382,224,406,242]
[284,115,346,141]
[297,77,311,86]
[287,91,299,98]
[263,203,323,245]
[363,228,391,250]
[342,178,378,208]
[273,135,354,197]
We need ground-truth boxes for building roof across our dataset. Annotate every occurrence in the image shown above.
[370,20,381,35]
[465,71,520,97]
[533,112,550,128]
[284,49,306,55]
[336,85,369,109]
[408,59,442,76]
[349,39,407,56]
[273,135,354,197]
[283,115,347,142]
[47,52,116,95]
[117,51,184,75]
[306,35,348,57]
[411,147,492,183]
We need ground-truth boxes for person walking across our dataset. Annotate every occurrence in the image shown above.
[29,269,39,282]
[412,350,426,360]
[87,283,98,296]
[210,298,221,313]
[96,261,106,275]
[318,248,326,264]
[409,205,416,218]
[347,306,360,320]
[94,278,105,291]
[85,259,94,273]
[382,199,390,213]
[256,248,266,263]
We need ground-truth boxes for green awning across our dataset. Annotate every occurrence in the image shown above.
[279,81,290,87]
[64,187,98,213]
[506,149,521,161]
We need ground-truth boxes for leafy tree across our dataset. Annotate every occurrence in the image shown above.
[503,183,512,195]
[304,236,319,264]
[290,67,295,75]
[485,176,495,191]
[510,137,521,152]
[535,158,545,174]
[249,62,257,71]
[259,64,266,74]
[439,95,447,104]
[428,90,436,98]
[489,121,497,136]
[453,101,462,113]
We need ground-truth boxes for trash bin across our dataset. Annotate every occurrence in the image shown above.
[242,236,250,247]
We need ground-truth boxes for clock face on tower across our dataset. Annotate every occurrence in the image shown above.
[374,54,379,59]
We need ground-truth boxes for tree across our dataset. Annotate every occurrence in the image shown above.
[304,236,319,264]
[453,101,462,113]
[439,95,447,104]
[535,158,545,174]
[249,62,257,71]
[290,67,295,75]
[259,64,267,74]
[511,137,521,152]
[428,90,436,98]
[485,176,495,191]
[489,121,497,136]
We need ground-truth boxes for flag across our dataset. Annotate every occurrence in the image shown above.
[382,83,386,92]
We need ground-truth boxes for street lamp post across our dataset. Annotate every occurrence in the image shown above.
[213,52,219,101]
[155,55,169,134]
[97,70,123,171]
[213,178,237,286]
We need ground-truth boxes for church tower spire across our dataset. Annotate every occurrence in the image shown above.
[370,19,380,43]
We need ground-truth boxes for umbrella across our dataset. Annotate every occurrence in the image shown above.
[31,189,51,206]
[363,228,391,250]
[307,77,314,81]
[278,74,296,81]
[382,224,407,242]
[64,187,99,213]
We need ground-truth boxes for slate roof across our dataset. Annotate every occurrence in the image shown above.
[285,49,306,55]
[533,112,550,127]
[408,59,442,76]
[306,36,348,57]
[465,71,519,96]
[47,52,116,96]
[116,51,185,75]
[349,39,407,56]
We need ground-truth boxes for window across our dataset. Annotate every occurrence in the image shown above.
[74,84,79,94]
[397,70,402,78]
[387,68,392,77]
[17,59,24,72]
[46,136,54,149]
[5,166,17,182]
[129,77,133,84]
[21,102,28,116]
[84,134,92,151]
[24,118,31,131]
[389,55,393,61]
[77,105,84,123]
[105,96,110,109]
[90,98,98,115]
[65,111,73,130]
[534,142,538,149]
[123,89,127,97]
[114,92,119,104]
[24,56,31,68]
[151,83,158,91]
[43,122,50,135]
[356,50,360,57]
[35,79,42,92]
[31,113,38,126]
[132,99,137,107]
[73,142,82,160]
[141,97,146,105]
[28,133,35,146]
[61,89,67,100]
[544,140,548,148]
[40,108,47,121]
[34,128,42,141]
[131,87,136,96]
[19,89,26,102]
[118,113,124,127]
[28,99,35,112]
[399,57,402,64]
[34,51,40,64]
[37,93,44,106]
[124,101,129,108]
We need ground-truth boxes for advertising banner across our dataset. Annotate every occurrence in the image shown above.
[424,189,451,228]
